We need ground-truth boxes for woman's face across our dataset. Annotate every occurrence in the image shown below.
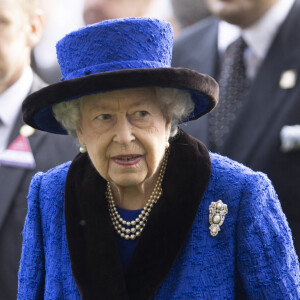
[204,0,278,28]
[77,88,171,188]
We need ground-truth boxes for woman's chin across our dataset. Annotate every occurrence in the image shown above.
[109,175,146,189]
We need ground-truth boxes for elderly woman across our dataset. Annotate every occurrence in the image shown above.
[18,18,299,299]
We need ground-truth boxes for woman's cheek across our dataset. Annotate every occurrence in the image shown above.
[145,151,162,178]
[98,158,110,180]
[88,146,108,178]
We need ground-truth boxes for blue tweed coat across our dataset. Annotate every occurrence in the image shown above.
[18,131,300,299]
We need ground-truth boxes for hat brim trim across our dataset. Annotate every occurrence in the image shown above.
[23,68,218,134]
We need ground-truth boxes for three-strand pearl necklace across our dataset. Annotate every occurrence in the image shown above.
[106,150,169,240]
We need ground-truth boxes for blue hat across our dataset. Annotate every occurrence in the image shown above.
[23,17,218,134]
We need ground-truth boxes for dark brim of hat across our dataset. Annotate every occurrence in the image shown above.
[22,67,218,134]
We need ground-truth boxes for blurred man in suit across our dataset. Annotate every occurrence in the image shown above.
[0,0,77,299]
[172,0,300,256]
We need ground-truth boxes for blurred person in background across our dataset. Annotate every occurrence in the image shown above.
[31,0,84,83]
[83,0,180,36]
[0,0,77,299]
[172,0,300,256]
[83,0,152,25]
[170,0,210,31]
[83,0,178,34]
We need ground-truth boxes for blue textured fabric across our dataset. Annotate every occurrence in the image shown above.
[115,207,142,270]
[57,18,173,81]
[18,154,300,299]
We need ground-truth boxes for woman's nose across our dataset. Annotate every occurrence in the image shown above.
[112,115,135,144]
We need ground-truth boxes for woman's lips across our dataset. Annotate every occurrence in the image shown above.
[112,154,142,166]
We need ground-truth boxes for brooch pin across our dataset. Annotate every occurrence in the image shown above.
[209,200,228,236]
[279,69,297,89]
[280,125,300,152]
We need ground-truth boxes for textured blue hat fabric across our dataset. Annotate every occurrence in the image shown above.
[22,17,218,134]
[57,18,173,80]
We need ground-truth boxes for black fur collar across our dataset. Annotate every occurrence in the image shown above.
[64,130,211,299]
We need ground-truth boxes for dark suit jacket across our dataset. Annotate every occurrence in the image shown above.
[172,0,300,256]
[0,74,78,300]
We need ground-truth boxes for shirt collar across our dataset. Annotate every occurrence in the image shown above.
[0,66,33,128]
[218,0,295,59]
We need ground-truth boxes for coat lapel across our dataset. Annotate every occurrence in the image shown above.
[64,130,211,300]
[0,113,46,229]
[0,74,47,229]
[0,114,25,228]
[65,153,130,300]
[221,0,300,164]
[173,17,219,77]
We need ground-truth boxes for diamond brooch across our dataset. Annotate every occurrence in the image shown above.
[209,200,228,237]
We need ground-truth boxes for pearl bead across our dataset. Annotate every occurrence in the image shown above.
[125,235,130,240]
[216,202,222,210]
[213,214,221,224]
[211,227,217,233]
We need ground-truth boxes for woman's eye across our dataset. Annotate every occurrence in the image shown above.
[134,111,149,118]
[97,114,111,120]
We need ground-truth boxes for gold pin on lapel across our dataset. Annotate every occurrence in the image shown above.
[209,200,228,237]
[279,70,297,89]
[20,125,35,137]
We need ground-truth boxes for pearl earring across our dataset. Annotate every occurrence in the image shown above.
[165,141,170,149]
[79,145,87,153]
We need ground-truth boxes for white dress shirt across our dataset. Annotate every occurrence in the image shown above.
[0,67,33,152]
[218,0,295,80]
